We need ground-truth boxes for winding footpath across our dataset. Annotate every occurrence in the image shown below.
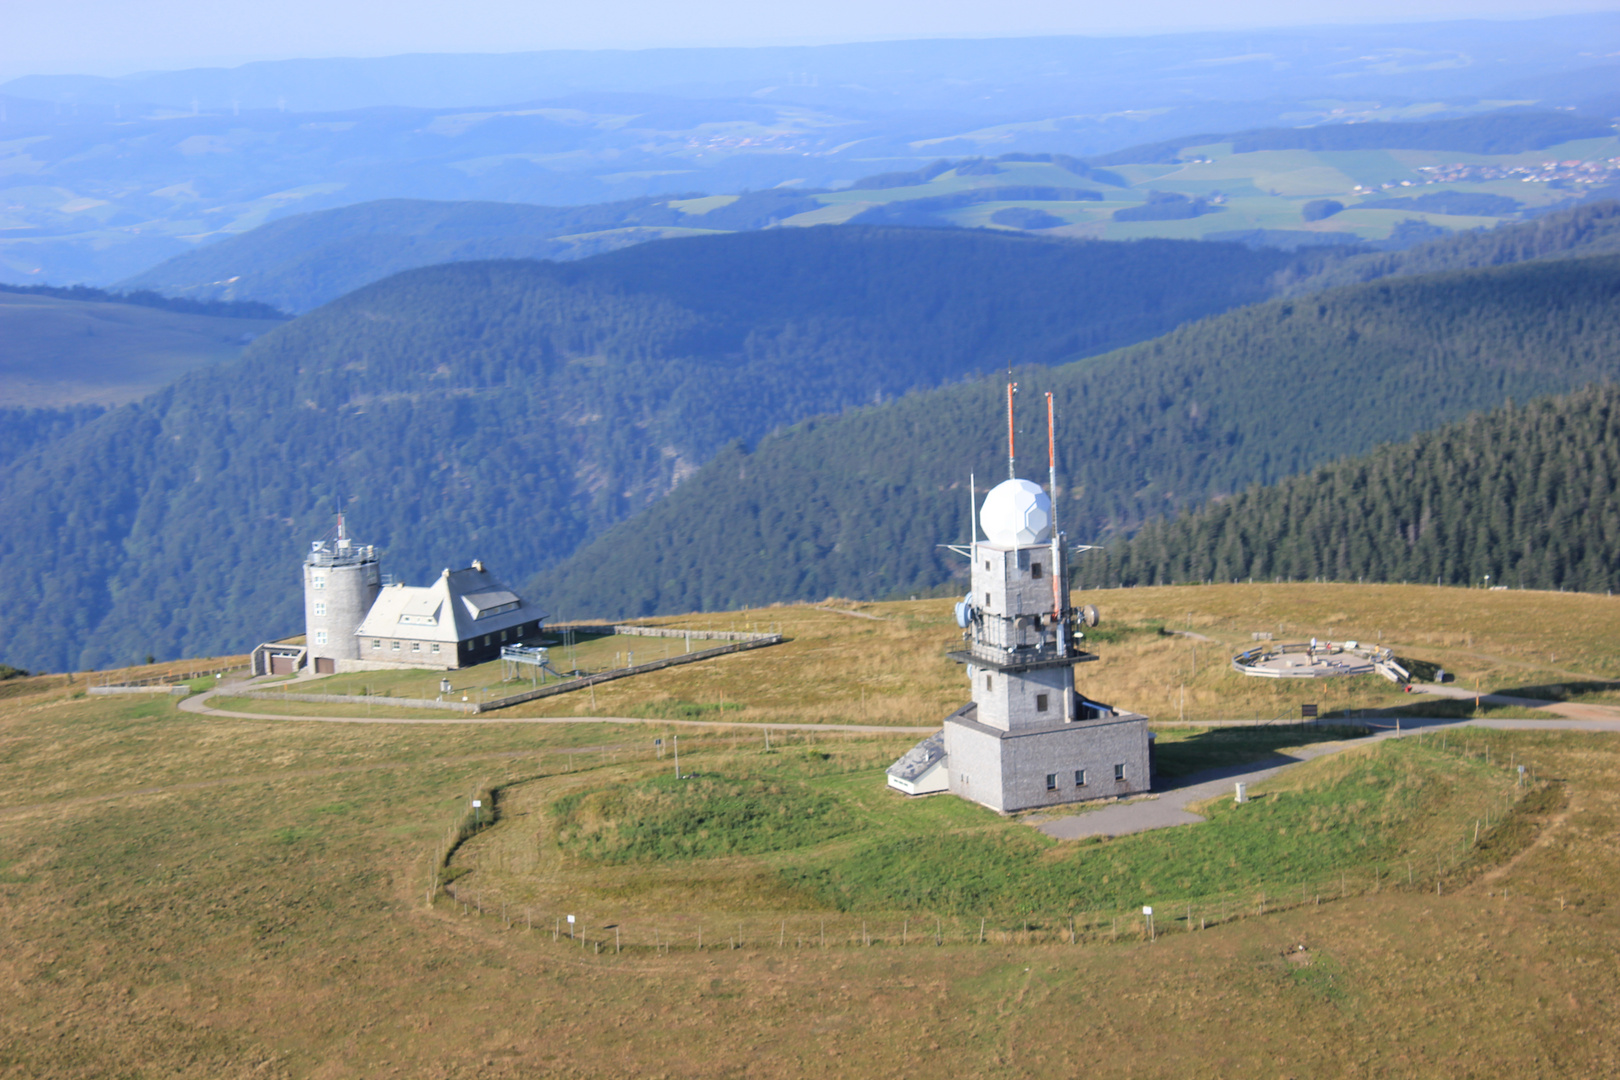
[178,677,1620,841]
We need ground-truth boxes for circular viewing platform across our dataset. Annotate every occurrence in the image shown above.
[1231,641,1407,683]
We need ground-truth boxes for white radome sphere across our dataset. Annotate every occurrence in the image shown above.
[980,478,1052,547]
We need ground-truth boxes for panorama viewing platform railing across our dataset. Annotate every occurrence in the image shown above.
[305,543,378,568]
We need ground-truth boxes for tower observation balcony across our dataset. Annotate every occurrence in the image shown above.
[305,539,378,568]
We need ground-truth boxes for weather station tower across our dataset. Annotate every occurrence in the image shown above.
[886,385,1151,813]
[303,513,381,674]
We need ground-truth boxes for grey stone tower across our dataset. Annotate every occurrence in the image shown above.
[903,387,1150,813]
[303,515,381,674]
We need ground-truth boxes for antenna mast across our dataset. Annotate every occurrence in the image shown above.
[1006,381,1018,480]
[969,473,978,562]
[1047,392,1068,663]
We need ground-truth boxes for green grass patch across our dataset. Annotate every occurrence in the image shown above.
[552,768,854,863]
[776,738,1517,916]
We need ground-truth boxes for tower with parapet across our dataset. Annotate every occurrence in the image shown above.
[886,386,1151,812]
[303,514,381,674]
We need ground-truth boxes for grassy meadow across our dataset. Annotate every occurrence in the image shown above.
[216,583,1620,725]
[4,582,1620,1076]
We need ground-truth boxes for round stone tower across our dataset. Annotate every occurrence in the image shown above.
[303,515,381,674]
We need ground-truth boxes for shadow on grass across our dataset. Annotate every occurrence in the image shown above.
[1491,679,1620,702]
[1152,724,1370,786]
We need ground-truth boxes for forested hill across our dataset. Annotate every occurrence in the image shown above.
[531,255,1620,618]
[0,226,1294,673]
[118,194,825,314]
[1278,200,1620,296]
[1071,385,1620,594]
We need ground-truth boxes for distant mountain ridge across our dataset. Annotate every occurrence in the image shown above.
[530,254,1620,618]
[1088,110,1617,165]
[118,194,821,313]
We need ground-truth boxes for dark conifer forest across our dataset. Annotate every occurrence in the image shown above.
[0,227,1292,672]
[533,255,1620,618]
[1071,385,1620,593]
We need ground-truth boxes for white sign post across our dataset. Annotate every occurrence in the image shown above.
[1142,905,1154,941]
[567,914,575,940]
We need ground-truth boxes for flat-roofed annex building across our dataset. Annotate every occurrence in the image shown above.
[352,560,545,671]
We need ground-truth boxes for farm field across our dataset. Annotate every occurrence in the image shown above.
[4,582,1620,1076]
[787,137,1620,245]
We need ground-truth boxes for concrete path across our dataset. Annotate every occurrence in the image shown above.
[1035,709,1620,840]
[1036,740,1358,840]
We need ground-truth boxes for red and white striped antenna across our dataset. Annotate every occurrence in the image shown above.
[1006,380,1018,480]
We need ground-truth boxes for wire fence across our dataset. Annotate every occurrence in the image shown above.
[428,735,1547,955]
[436,850,1527,954]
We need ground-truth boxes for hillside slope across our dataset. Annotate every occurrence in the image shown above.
[532,255,1620,618]
[1277,200,1620,295]
[0,290,286,407]
[0,226,1292,672]
[1072,384,1620,593]
[117,194,823,313]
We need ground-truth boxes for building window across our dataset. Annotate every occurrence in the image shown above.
[411,642,420,652]
[985,674,993,690]
[312,574,326,591]
[1045,773,1057,791]
[983,560,990,571]
[314,630,327,646]
[431,643,440,654]
[1031,562,1043,579]
[1075,769,1086,786]
[371,639,381,650]
[984,592,991,607]
[1036,693,1049,712]
[483,635,491,647]
[313,601,326,616]
[1115,764,1126,781]
[500,629,507,642]
[391,641,400,652]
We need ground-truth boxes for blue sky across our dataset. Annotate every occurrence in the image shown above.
[5,0,1620,80]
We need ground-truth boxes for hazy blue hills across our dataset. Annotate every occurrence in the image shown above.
[13,19,1616,117]
[1089,110,1616,165]
[8,14,1620,287]
[1073,384,1620,594]
[0,226,1295,672]
[117,194,822,313]
[530,255,1620,618]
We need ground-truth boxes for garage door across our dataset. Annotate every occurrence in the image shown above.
[270,655,295,675]
[314,657,335,674]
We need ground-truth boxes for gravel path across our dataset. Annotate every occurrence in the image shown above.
[1036,710,1620,840]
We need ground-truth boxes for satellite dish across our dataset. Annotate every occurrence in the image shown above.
[1080,604,1100,627]
[954,594,975,629]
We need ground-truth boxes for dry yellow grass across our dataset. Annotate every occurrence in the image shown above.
[456,585,1620,725]
[3,584,1620,1077]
